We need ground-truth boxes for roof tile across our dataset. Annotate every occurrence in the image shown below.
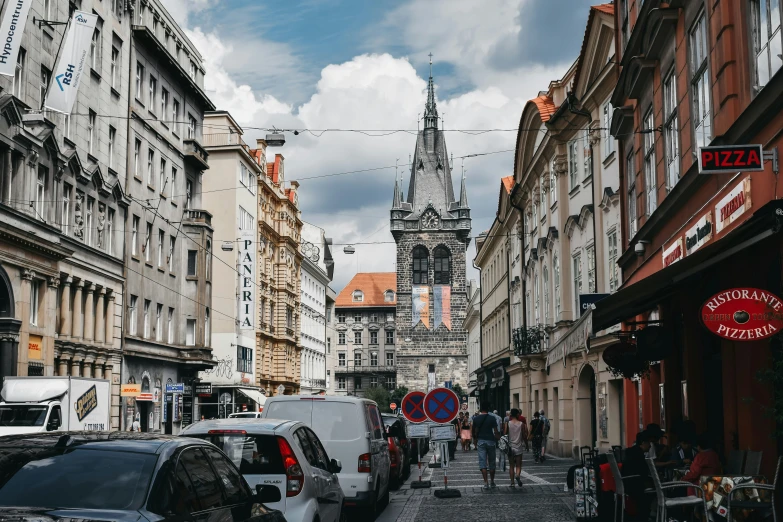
[335,273,397,307]
[501,176,514,194]
[532,95,557,122]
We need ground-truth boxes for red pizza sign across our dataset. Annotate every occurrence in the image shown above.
[701,288,783,341]
[698,145,764,174]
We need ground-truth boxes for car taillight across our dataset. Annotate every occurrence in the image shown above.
[277,436,304,497]
[358,453,371,473]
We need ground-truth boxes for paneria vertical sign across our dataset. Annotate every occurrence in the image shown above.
[0,0,33,77]
[238,231,255,330]
[44,11,97,114]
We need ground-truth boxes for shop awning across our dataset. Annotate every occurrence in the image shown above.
[238,388,267,406]
[593,200,783,332]
[547,307,593,368]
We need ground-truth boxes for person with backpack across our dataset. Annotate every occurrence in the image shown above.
[529,411,546,463]
[472,401,500,489]
[539,409,551,461]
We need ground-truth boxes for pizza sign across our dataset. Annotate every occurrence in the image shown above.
[701,288,783,341]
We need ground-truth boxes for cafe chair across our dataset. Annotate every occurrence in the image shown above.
[646,458,708,522]
[726,450,746,475]
[743,451,764,476]
[727,456,781,522]
[607,452,637,522]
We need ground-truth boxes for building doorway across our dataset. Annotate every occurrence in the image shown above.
[577,364,597,449]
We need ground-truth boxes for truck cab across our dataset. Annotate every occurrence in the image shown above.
[0,379,69,436]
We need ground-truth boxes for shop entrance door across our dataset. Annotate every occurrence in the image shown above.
[577,364,597,449]
[138,402,150,432]
[165,401,173,434]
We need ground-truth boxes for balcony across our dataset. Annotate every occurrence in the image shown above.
[513,326,547,357]
[203,132,244,147]
[183,209,212,228]
[183,139,210,171]
[334,364,396,374]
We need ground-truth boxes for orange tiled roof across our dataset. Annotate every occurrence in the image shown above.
[501,176,514,194]
[594,3,614,15]
[532,95,557,122]
[335,273,397,307]
[573,4,615,94]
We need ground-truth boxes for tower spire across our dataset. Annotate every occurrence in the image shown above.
[459,161,469,208]
[424,53,438,130]
[392,159,402,208]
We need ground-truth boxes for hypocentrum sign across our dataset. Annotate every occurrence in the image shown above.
[701,288,783,341]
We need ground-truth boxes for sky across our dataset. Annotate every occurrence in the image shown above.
[160,0,600,292]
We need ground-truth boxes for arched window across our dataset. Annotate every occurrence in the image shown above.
[553,255,561,318]
[384,290,395,302]
[352,290,364,302]
[205,240,212,280]
[412,246,428,284]
[433,246,451,285]
[543,266,549,324]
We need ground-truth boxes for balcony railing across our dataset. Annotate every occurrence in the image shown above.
[334,364,396,374]
[202,132,244,147]
[513,326,547,356]
[183,139,210,170]
[183,209,212,227]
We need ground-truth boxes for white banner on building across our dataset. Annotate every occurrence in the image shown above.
[238,231,255,330]
[44,11,97,114]
[0,0,34,76]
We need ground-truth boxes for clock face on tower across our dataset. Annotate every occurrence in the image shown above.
[421,210,439,229]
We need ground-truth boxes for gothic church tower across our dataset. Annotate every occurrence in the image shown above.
[390,62,471,392]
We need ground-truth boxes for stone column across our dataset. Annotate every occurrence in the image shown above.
[82,354,95,378]
[72,281,84,339]
[3,149,12,205]
[83,283,94,342]
[95,356,107,380]
[71,350,84,377]
[105,292,115,346]
[95,288,106,343]
[59,277,72,337]
[57,349,72,376]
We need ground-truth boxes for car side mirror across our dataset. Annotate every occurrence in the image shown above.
[255,484,281,504]
[329,458,342,474]
[47,418,60,431]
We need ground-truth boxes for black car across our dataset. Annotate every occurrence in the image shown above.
[0,432,286,522]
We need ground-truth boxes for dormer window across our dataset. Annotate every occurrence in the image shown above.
[384,290,395,302]
[352,290,364,302]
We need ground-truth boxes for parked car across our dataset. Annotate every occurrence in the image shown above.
[182,418,345,522]
[229,412,263,419]
[262,395,391,518]
[382,414,411,486]
[0,432,285,522]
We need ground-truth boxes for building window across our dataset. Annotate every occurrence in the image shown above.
[386,352,394,366]
[643,108,657,216]
[113,0,123,20]
[204,309,210,345]
[157,230,164,267]
[608,229,618,292]
[583,130,593,180]
[155,303,163,341]
[189,60,196,79]
[352,290,363,302]
[237,345,252,373]
[110,46,119,89]
[188,114,196,140]
[187,250,197,276]
[354,352,362,367]
[88,110,96,155]
[752,0,783,89]
[338,352,346,366]
[135,62,143,101]
[550,159,557,205]
[286,306,293,328]
[85,198,94,246]
[185,180,192,208]
[161,88,169,123]
[370,331,378,345]
[132,216,139,256]
[626,148,637,238]
[568,140,579,189]
[147,149,154,186]
[159,158,166,193]
[90,25,101,71]
[107,126,116,169]
[39,66,50,108]
[337,376,346,390]
[540,178,546,218]
[167,307,174,344]
[29,280,39,326]
[370,313,378,324]
[386,376,396,389]
[433,246,451,284]
[61,184,71,233]
[573,253,582,314]
[386,312,394,322]
[412,246,428,284]
[354,331,362,345]
[690,12,712,149]
[327,337,331,354]
[168,237,175,271]
[35,167,46,220]
[338,332,346,345]
[384,290,394,302]
[621,0,629,49]
[353,312,362,323]
[603,103,614,157]
[337,312,345,323]
[129,295,138,335]
[386,330,394,345]
[543,266,549,324]
[172,99,180,134]
[133,139,141,178]
[587,244,596,294]
[144,223,152,262]
[186,319,196,345]
[171,168,177,195]
[534,272,540,324]
[370,352,378,366]
[370,377,378,388]
[149,75,157,110]
[205,241,211,280]
[553,254,561,317]
[13,48,25,98]
[662,71,680,190]
[143,299,151,338]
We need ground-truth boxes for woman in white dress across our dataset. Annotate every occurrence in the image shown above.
[505,408,527,487]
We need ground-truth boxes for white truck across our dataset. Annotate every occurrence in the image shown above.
[0,376,111,436]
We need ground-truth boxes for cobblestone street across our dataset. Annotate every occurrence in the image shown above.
[376,446,579,522]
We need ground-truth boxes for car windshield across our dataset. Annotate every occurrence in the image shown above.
[0,406,48,427]
[0,447,157,510]
[196,434,284,475]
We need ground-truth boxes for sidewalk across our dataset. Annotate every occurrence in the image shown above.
[378,446,580,522]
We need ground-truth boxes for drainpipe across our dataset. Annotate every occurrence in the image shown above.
[567,94,599,295]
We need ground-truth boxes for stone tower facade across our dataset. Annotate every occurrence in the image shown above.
[390,65,471,392]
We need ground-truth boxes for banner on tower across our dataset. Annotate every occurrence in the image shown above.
[433,285,452,330]
[44,11,98,114]
[412,285,430,329]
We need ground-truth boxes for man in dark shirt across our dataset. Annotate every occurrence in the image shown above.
[623,431,653,521]
[472,401,500,489]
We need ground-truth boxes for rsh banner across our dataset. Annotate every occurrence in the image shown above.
[45,11,97,114]
[0,0,34,76]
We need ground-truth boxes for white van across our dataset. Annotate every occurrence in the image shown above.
[262,396,390,518]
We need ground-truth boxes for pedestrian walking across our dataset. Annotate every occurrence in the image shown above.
[472,401,500,490]
[460,413,472,451]
[529,411,546,463]
[519,413,530,452]
[130,414,141,432]
[539,410,551,461]
[505,409,526,487]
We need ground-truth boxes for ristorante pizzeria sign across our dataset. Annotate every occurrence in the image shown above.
[701,288,783,341]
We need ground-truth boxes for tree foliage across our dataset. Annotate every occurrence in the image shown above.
[363,386,392,413]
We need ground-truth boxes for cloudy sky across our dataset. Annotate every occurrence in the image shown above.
[161,0,598,292]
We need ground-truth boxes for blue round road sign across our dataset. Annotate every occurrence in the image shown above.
[401,391,427,423]
[424,387,460,424]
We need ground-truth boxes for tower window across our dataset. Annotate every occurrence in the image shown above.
[412,246,429,285]
[433,246,451,285]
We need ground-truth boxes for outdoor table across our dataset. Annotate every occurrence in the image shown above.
[669,471,770,521]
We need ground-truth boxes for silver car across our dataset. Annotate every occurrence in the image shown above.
[182,418,345,522]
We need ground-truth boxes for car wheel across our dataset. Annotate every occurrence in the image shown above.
[379,483,390,509]
[358,483,379,521]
